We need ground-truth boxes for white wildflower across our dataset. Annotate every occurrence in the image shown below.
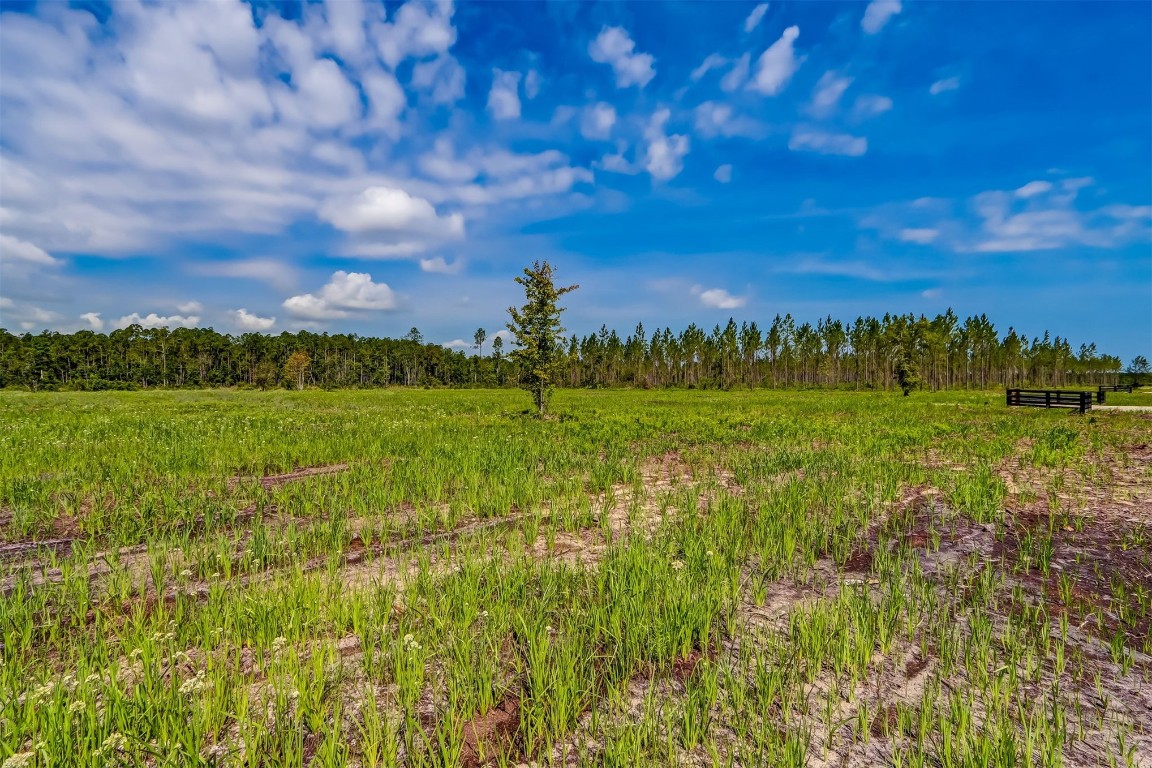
[2,752,35,768]
[2,752,34,768]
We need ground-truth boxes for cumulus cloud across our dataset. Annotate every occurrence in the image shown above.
[116,312,201,330]
[930,77,960,95]
[589,26,655,88]
[807,71,853,118]
[282,271,398,320]
[580,102,617,140]
[852,94,893,119]
[418,137,478,183]
[412,142,593,205]
[644,108,690,181]
[178,301,203,314]
[694,102,763,139]
[441,339,470,349]
[744,3,770,33]
[861,0,902,34]
[750,26,801,96]
[229,308,276,331]
[789,127,867,157]
[487,69,521,120]
[410,54,467,104]
[598,142,639,175]
[692,286,747,309]
[419,256,463,274]
[319,186,464,257]
[0,234,59,266]
[0,0,477,260]
[714,164,733,183]
[373,0,457,68]
[79,312,104,331]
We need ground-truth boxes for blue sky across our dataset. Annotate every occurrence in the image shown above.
[1,0,1149,359]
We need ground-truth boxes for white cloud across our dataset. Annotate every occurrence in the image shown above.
[79,312,104,331]
[410,54,466,104]
[750,26,801,96]
[442,338,470,349]
[721,54,752,92]
[189,258,300,292]
[694,101,763,139]
[487,69,522,120]
[0,0,466,259]
[1015,180,1053,199]
[968,185,1150,253]
[744,3,770,33]
[807,71,853,118]
[1,299,60,330]
[691,53,727,81]
[291,58,361,131]
[644,108,690,181]
[372,0,457,68]
[178,301,203,314]
[361,68,407,136]
[899,228,939,244]
[852,94,892,119]
[789,127,867,156]
[929,77,960,95]
[861,0,902,34]
[229,308,276,331]
[319,186,464,257]
[878,178,1150,253]
[419,256,463,274]
[282,271,397,320]
[523,69,541,100]
[418,137,478,183]
[116,312,200,330]
[580,102,617,140]
[714,164,733,183]
[598,142,639,175]
[921,289,942,299]
[693,286,746,309]
[589,26,656,88]
[788,258,892,282]
[0,234,59,266]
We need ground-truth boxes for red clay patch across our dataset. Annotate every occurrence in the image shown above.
[460,694,521,768]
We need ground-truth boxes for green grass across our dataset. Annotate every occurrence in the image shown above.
[1,389,1149,767]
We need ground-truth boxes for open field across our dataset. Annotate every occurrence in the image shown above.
[1,389,1150,768]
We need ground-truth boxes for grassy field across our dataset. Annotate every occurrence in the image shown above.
[1,389,1150,768]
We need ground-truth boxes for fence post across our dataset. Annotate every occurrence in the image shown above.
[1045,391,1051,409]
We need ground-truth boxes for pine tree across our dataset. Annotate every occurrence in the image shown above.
[506,261,579,415]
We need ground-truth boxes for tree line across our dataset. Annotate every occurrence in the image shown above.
[0,311,1139,393]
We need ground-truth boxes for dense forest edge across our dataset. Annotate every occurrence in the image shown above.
[1,310,1147,392]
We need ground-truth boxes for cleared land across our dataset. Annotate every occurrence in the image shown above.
[1,389,1150,768]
